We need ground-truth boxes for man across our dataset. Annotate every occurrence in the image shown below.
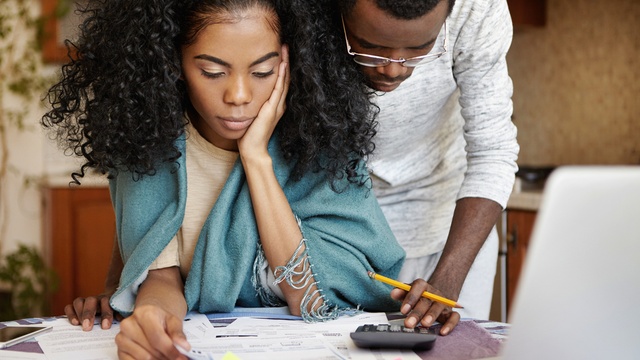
[337,0,519,333]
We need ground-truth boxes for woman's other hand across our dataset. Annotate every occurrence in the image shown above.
[115,267,189,359]
[115,304,189,360]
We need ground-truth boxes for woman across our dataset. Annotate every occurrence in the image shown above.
[42,0,404,358]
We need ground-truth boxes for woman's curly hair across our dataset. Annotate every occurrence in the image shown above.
[42,0,377,187]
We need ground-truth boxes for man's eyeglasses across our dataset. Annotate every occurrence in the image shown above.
[341,16,448,68]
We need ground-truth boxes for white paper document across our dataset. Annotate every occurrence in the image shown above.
[0,349,47,360]
[36,313,214,360]
[32,312,420,360]
[37,323,119,360]
[188,312,420,360]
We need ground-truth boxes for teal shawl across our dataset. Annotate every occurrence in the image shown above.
[109,134,405,320]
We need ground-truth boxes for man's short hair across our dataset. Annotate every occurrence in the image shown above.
[338,0,456,20]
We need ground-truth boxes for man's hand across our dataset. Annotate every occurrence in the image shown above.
[64,292,120,331]
[390,279,460,335]
[65,235,125,331]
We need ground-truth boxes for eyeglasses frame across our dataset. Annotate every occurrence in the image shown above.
[341,15,448,68]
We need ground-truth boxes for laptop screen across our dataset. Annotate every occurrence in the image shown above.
[500,166,640,360]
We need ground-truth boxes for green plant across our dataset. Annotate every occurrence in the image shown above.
[0,0,67,321]
[0,0,53,255]
[0,244,58,321]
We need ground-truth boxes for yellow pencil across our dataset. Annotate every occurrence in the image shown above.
[368,271,464,309]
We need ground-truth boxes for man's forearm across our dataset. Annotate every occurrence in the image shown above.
[428,197,502,299]
[104,234,124,293]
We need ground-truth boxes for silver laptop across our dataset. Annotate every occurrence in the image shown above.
[499,166,640,360]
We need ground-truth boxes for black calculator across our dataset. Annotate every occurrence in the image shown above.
[349,324,437,351]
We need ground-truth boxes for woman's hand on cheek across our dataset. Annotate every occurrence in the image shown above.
[238,44,289,158]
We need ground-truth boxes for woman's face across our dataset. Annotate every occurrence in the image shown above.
[181,8,282,151]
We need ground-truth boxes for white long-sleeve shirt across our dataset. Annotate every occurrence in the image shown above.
[369,0,519,258]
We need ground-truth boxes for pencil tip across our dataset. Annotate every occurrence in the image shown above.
[456,304,464,309]
[367,271,375,278]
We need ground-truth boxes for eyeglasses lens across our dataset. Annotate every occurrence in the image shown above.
[354,54,443,68]
[353,56,388,67]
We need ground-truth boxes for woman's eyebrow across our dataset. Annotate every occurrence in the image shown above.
[194,54,230,67]
[194,51,279,68]
[249,51,279,67]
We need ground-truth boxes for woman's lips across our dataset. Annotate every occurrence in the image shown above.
[220,117,253,131]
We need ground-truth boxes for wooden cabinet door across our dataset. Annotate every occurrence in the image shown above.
[505,209,537,319]
[507,0,546,27]
[43,187,115,316]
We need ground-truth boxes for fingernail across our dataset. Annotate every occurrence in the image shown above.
[441,326,450,335]
[401,304,411,314]
[82,319,90,330]
[406,317,417,328]
[424,315,433,325]
[102,319,109,329]
[71,318,79,325]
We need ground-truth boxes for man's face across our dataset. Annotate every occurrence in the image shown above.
[343,0,449,92]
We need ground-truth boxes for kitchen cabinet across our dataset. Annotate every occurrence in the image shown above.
[507,0,546,27]
[505,209,537,319]
[42,187,115,316]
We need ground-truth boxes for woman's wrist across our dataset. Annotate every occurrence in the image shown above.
[240,151,273,172]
